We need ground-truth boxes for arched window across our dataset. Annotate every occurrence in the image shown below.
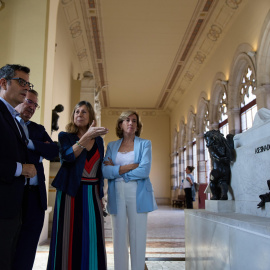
[203,107,211,183]
[204,109,210,132]
[192,138,197,182]
[173,129,180,187]
[218,88,229,136]
[196,94,210,184]
[187,109,197,182]
[183,146,187,174]
[178,121,186,188]
[240,66,257,132]
[229,44,257,134]
[176,153,180,186]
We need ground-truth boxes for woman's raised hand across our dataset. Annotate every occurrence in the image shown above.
[87,120,108,139]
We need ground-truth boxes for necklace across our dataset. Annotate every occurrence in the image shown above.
[119,150,133,154]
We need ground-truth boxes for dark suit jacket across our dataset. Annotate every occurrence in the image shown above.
[27,122,59,210]
[0,100,28,219]
[52,132,104,198]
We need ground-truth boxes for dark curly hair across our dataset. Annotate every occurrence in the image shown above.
[0,64,30,89]
[187,166,195,173]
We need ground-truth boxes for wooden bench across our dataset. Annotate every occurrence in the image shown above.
[172,195,186,208]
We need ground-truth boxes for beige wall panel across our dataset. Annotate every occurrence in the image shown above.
[101,110,171,203]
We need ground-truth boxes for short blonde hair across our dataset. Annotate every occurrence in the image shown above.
[116,111,142,138]
[66,101,96,133]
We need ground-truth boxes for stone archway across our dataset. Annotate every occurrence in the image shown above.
[255,10,270,109]
[228,43,256,134]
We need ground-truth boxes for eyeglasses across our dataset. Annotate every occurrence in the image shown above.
[25,98,40,109]
[10,77,34,90]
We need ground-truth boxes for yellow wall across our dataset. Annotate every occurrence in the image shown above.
[0,0,49,124]
[51,6,82,141]
[101,110,171,203]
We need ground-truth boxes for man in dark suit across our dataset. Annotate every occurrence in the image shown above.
[13,90,59,270]
[0,64,37,270]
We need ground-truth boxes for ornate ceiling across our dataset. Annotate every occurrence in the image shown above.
[60,0,244,111]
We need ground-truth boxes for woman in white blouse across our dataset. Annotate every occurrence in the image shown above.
[102,111,157,270]
[184,166,195,209]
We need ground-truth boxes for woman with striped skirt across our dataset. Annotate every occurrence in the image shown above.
[47,101,108,270]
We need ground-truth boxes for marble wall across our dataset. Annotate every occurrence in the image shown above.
[230,109,270,217]
[185,209,270,270]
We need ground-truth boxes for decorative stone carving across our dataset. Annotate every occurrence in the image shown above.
[207,25,222,41]
[69,21,82,38]
[184,72,194,81]
[226,0,242,10]
[77,49,87,61]
[194,51,206,64]
[94,88,101,127]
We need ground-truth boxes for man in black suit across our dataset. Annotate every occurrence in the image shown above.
[13,90,59,270]
[0,64,37,270]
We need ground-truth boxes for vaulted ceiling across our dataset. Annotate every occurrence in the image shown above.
[60,0,243,111]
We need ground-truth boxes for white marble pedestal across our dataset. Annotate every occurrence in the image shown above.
[39,207,52,244]
[185,109,270,270]
[185,208,270,270]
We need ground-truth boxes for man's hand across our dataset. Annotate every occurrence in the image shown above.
[21,164,37,178]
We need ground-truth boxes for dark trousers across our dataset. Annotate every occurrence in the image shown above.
[0,212,21,270]
[12,186,45,270]
[184,188,193,209]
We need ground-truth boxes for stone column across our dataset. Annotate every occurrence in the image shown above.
[196,133,207,184]
[178,147,185,196]
[94,92,101,127]
[187,142,193,166]
[170,152,178,202]
[254,84,270,110]
[196,133,210,207]
[227,108,241,135]
[80,71,102,126]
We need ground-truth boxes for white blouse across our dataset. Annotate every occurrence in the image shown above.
[114,151,135,182]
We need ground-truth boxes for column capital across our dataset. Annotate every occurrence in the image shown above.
[254,84,270,94]
[253,84,270,110]
[227,107,240,116]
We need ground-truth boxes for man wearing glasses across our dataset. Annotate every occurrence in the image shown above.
[13,90,58,270]
[0,64,37,270]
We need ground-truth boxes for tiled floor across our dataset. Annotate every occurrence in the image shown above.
[33,206,185,269]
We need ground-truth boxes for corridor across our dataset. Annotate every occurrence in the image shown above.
[33,206,185,269]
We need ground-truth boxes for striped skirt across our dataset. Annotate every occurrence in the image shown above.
[47,180,107,270]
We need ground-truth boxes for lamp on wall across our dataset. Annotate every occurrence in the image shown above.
[0,1,5,11]
[247,51,256,57]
